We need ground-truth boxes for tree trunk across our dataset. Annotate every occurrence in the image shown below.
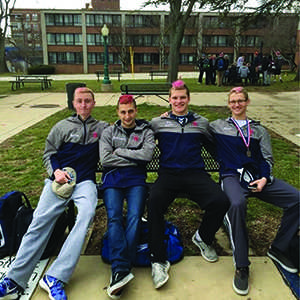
[167,14,185,82]
[0,36,8,73]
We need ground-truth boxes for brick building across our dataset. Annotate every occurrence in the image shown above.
[9,0,297,74]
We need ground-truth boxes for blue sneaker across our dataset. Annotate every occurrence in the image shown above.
[39,275,67,300]
[0,277,20,299]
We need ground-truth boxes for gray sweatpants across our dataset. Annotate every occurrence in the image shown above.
[8,179,97,289]
[222,175,299,269]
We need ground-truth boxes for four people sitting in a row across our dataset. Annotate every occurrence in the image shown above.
[0,84,298,300]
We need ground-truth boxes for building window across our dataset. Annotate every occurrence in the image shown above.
[32,13,39,22]
[45,14,81,26]
[180,54,195,64]
[203,35,233,47]
[73,14,82,26]
[182,35,197,47]
[87,34,103,45]
[47,33,82,45]
[86,15,95,26]
[86,14,121,27]
[64,15,73,26]
[134,53,159,64]
[45,14,55,25]
[126,15,156,28]
[240,35,257,47]
[126,35,160,47]
[88,53,103,64]
[48,52,83,64]
[203,16,219,28]
[47,33,56,45]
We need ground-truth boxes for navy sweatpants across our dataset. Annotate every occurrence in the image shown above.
[148,169,230,262]
[222,175,299,268]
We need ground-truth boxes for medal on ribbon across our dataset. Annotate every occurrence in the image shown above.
[231,118,251,157]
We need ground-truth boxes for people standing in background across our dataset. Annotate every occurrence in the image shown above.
[236,55,245,71]
[238,62,250,86]
[216,52,226,87]
[197,54,206,84]
[209,54,217,85]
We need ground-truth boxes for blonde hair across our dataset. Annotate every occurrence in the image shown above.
[74,87,95,101]
[228,86,249,102]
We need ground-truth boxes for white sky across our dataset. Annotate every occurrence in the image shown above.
[13,0,166,11]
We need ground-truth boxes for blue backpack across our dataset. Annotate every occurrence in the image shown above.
[101,219,184,266]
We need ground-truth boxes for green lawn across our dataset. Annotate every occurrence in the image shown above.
[0,103,298,205]
[0,72,299,95]
[1,103,299,256]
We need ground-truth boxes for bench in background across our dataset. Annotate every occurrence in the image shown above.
[149,70,168,81]
[120,82,171,102]
[95,70,122,82]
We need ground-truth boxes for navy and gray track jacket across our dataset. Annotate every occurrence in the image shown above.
[150,112,213,171]
[209,118,273,181]
[43,114,109,184]
[100,119,155,189]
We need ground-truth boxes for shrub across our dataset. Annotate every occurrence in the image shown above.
[28,65,56,75]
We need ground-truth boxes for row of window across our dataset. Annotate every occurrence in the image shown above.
[47,33,82,46]
[47,32,262,48]
[48,52,196,65]
[44,13,267,29]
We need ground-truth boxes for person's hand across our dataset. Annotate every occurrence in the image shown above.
[54,169,70,184]
[249,177,267,192]
[160,111,169,117]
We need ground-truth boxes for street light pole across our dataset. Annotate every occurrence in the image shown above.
[101,24,112,91]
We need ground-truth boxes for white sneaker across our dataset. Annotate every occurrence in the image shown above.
[151,261,170,289]
[192,231,218,262]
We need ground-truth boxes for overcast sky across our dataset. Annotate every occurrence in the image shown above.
[13,0,165,11]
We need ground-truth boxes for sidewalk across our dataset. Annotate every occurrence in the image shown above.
[31,256,295,300]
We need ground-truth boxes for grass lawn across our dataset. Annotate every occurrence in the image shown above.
[0,71,299,95]
[0,103,299,256]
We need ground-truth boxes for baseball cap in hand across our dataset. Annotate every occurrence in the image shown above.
[52,167,76,199]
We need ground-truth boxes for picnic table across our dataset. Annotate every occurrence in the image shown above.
[10,75,53,91]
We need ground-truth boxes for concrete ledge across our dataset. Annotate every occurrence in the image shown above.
[31,256,294,299]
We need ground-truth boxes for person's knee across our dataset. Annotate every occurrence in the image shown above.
[77,206,95,223]
[229,197,246,212]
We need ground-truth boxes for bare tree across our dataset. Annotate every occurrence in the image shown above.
[0,0,16,73]
[144,0,299,82]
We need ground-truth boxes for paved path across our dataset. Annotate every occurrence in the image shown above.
[31,256,295,300]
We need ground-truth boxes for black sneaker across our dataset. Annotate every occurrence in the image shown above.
[233,267,249,295]
[107,271,134,299]
[267,246,298,273]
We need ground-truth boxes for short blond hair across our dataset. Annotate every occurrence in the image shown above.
[74,87,95,101]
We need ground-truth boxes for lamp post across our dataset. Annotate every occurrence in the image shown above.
[101,24,112,91]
